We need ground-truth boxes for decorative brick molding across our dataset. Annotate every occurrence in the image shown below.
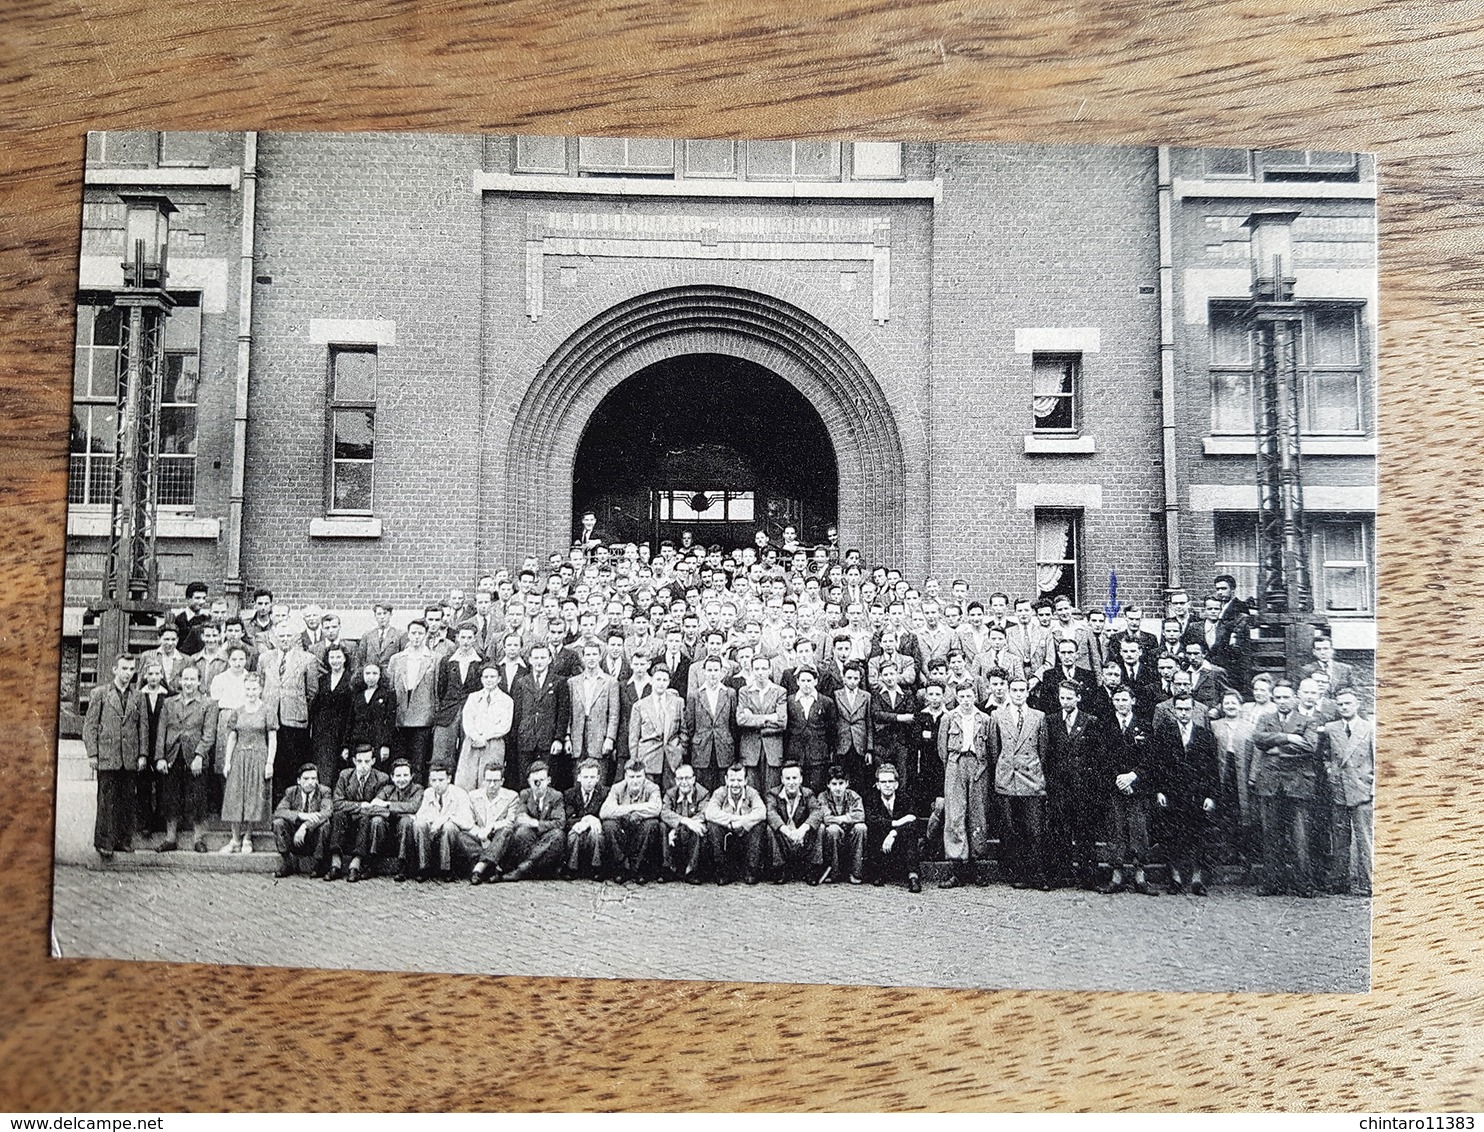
[524,212,893,323]
[504,285,907,566]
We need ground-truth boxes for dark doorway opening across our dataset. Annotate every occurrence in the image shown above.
[572,354,839,552]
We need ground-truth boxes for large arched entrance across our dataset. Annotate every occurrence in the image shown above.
[502,285,906,565]
[572,354,838,551]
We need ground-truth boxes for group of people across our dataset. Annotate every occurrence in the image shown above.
[80,528,1375,899]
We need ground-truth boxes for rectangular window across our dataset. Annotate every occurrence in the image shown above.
[69,302,123,506]
[1033,509,1081,605]
[1214,513,1260,604]
[515,136,569,174]
[578,137,675,174]
[157,301,201,506]
[1031,353,1079,432]
[328,347,377,514]
[1209,303,1254,434]
[851,141,903,179]
[657,490,754,523]
[684,140,736,178]
[744,140,842,181]
[1313,517,1372,614]
[1203,148,1253,178]
[1260,150,1359,182]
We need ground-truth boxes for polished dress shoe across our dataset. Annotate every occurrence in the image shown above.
[1099,869,1126,895]
[273,864,295,879]
[1190,878,1208,896]
[155,840,178,853]
[872,876,886,887]
[192,838,208,853]
[346,863,361,884]
[847,875,863,885]
[323,864,343,882]
[470,863,489,885]
[908,875,922,894]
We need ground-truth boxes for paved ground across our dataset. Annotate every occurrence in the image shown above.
[51,739,1371,991]
[51,864,1371,992]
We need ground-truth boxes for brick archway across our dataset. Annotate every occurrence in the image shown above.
[505,285,906,564]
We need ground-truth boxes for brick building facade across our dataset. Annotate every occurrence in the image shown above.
[65,132,1377,696]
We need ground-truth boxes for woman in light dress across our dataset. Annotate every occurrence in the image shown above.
[220,669,276,854]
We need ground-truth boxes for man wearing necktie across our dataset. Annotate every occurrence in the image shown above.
[1046,679,1107,890]
[271,763,333,878]
[991,677,1050,890]
[1320,690,1374,896]
[1153,693,1219,895]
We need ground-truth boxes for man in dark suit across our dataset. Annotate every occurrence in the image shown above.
[614,649,652,767]
[82,654,140,859]
[1044,679,1106,890]
[510,642,571,791]
[496,760,567,882]
[326,745,391,882]
[832,662,873,789]
[563,758,607,878]
[1301,636,1357,697]
[862,763,923,892]
[1100,685,1158,895]
[1212,575,1251,627]
[431,623,486,775]
[1034,638,1095,717]
[684,654,737,793]
[1153,693,1220,895]
[657,629,690,701]
[767,762,823,883]
[785,667,835,793]
[359,603,406,674]
[1182,639,1235,715]
[1116,639,1159,699]
[369,760,424,880]
[660,762,710,882]
[493,632,528,698]
[869,659,917,779]
[272,763,334,878]
[1112,604,1161,660]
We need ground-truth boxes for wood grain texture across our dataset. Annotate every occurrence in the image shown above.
[1,0,1481,1111]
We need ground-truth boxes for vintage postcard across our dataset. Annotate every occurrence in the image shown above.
[52,131,1376,991]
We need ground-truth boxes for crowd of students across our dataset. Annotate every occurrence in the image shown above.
[80,530,1375,898]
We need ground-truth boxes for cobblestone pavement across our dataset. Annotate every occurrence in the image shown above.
[51,864,1370,992]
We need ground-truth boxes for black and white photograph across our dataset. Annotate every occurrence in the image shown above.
[51,130,1377,992]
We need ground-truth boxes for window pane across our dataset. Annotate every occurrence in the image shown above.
[162,353,198,405]
[1323,566,1366,611]
[746,141,793,179]
[1204,148,1251,176]
[1214,514,1258,563]
[70,408,90,455]
[853,141,902,179]
[1322,522,1364,563]
[624,138,674,171]
[93,306,124,347]
[1309,308,1359,366]
[1211,370,1254,433]
[333,409,375,461]
[1263,149,1310,170]
[164,305,200,352]
[515,136,568,173]
[85,406,117,453]
[68,455,87,505]
[157,455,195,506]
[332,461,373,512]
[685,140,735,176]
[1308,371,1360,432]
[728,493,754,522]
[332,350,376,401]
[1210,306,1251,365]
[578,137,626,170]
[158,406,196,455]
[793,140,840,179]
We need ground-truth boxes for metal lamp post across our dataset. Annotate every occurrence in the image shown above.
[93,191,177,680]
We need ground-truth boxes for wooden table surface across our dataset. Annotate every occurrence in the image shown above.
[1,0,1479,1112]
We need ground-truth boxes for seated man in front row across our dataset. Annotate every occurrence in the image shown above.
[704,762,769,885]
[768,761,823,884]
[661,762,709,883]
[326,744,391,882]
[564,759,607,878]
[816,765,866,885]
[409,766,475,882]
[272,763,334,879]
[466,763,522,884]
[863,762,923,892]
[369,759,424,881]
[497,760,568,882]
[599,758,663,884]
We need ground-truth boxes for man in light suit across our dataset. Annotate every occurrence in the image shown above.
[628,664,687,791]
[261,622,324,799]
[386,619,438,784]
[661,762,710,882]
[938,682,993,888]
[832,661,873,790]
[1302,636,1357,697]
[735,654,788,796]
[409,765,475,881]
[567,641,621,784]
[991,676,1050,890]
[83,654,140,858]
[359,603,406,674]
[1322,689,1373,896]
[684,654,737,793]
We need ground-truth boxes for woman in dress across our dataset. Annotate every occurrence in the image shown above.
[135,659,170,840]
[220,669,276,854]
[347,661,396,766]
[310,643,356,786]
